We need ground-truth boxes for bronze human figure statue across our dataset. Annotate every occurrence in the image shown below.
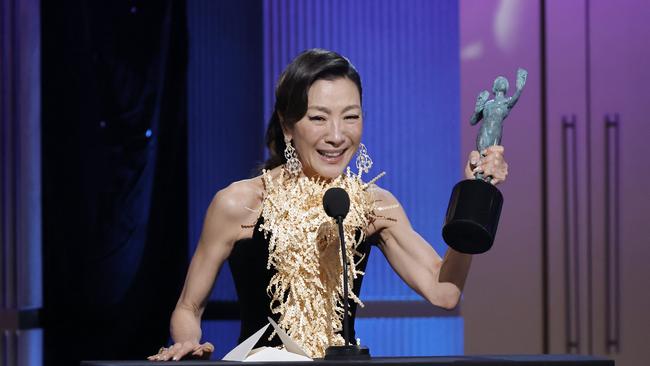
[470,68,527,179]
[442,68,527,254]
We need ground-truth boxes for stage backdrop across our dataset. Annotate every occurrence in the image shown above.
[188,0,461,358]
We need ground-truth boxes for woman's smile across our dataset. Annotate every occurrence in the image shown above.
[317,148,347,163]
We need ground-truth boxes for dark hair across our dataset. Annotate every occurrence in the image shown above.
[263,48,362,170]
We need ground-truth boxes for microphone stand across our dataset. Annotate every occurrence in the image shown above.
[323,216,370,360]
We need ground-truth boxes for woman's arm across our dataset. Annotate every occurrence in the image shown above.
[369,189,466,309]
[368,147,508,309]
[149,180,261,361]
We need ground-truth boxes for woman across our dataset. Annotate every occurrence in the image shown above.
[149,49,508,361]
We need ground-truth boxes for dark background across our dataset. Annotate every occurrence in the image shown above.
[41,1,188,364]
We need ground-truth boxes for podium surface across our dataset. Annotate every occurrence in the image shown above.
[82,354,613,366]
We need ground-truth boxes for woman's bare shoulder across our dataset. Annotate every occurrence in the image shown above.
[366,183,410,237]
[198,175,264,244]
[209,176,264,221]
[368,183,399,206]
[207,166,283,223]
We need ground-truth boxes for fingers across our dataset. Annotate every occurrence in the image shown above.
[465,150,481,179]
[148,341,201,361]
[468,151,481,168]
[171,342,197,361]
[473,158,508,180]
[481,145,504,155]
[202,342,215,353]
[472,146,508,184]
[190,342,215,360]
[147,346,165,361]
[148,344,177,361]
[147,346,170,361]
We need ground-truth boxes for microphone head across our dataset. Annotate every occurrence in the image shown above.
[323,187,350,219]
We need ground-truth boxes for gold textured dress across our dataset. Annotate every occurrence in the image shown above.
[229,166,389,358]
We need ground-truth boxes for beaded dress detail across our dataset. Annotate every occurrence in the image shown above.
[254,167,385,357]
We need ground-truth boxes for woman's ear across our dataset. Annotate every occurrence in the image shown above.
[279,115,292,141]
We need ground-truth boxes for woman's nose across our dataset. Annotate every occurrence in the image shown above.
[325,120,345,146]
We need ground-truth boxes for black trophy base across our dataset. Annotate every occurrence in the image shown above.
[324,345,371,360]
[442,179,503,254]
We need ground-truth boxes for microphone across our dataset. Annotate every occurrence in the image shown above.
[323,187,350,222]
[322,187,370,360]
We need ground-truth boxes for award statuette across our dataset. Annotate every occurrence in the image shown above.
[442,68,528,254]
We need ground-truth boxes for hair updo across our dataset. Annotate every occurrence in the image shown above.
[263,48,362,170]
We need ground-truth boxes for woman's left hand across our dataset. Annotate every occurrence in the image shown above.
[464,145,508,184]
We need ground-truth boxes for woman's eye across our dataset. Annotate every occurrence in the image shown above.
[344,115,360,120]
[308,115,326,122]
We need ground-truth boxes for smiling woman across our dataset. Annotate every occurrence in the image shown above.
[282,78,363,179]
[263,49,364,177]
[149,49,510,361]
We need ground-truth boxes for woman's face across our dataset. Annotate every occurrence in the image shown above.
[285,77,363,180]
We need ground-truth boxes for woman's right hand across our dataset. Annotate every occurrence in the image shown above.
[147,341,214,361]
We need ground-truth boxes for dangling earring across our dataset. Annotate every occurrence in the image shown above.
[355,143,373,174]
[284,137,302,176]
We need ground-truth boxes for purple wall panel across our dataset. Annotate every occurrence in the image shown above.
[545,0,591,354]
[459,0,544,354]
[545,0,650,361]
[461,0,650,358]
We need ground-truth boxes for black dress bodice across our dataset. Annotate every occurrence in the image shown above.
[228,218,372,347]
